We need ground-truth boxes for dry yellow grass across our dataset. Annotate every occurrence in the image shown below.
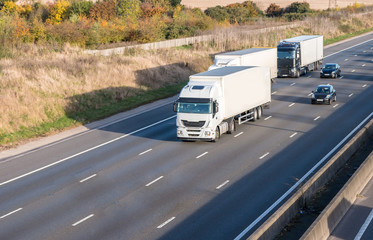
[181,0,373,10]
[1,11,373,140]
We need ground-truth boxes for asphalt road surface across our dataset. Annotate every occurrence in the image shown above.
[0,32,372,240]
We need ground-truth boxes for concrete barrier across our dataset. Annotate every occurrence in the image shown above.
[301,128,373,240]
[247,117,373,240]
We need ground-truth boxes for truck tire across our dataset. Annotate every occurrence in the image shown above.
[227,119,236,134]
[256,106,262,119]
[213,127,220,142]
[251,108,257,122]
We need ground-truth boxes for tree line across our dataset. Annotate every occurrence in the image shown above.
[0,0,367,49]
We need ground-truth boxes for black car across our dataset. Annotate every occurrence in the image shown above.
[320,63,341,78]
[311,84,336,105]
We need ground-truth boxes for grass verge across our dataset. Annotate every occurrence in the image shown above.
[0,81,187,148]
[324,27,373,45]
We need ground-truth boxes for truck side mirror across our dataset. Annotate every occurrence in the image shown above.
[213,101,219,114]
[173,102,177,112]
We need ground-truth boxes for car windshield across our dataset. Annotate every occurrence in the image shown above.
[315,86,331,94]
[277,50,295,59]
[324,65,336,70]
[177,102,212,114]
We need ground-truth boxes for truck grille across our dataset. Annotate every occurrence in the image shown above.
[187,129,201,137]
[182,120,205,128]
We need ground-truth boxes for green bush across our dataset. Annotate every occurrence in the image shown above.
[204,6,229,22]
[69,0,93,17]
[285,2,311,14]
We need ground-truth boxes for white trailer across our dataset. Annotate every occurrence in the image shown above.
[208,48,277,81]
[277,35,323,77]
[173,66,271,141]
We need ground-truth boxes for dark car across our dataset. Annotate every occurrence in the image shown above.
[320,63,341,78]
[311,84,336,105]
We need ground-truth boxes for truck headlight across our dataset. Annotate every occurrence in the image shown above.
[177,130,183,135]
[204,131,211,136]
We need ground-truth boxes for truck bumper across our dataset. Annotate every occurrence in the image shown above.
[177,127,215,141]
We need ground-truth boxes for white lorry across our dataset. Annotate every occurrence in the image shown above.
[277,35,323,78]
[208,48,278,82]
[173,66,271,141]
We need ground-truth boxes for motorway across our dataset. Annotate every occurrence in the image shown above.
[0,33,372,240]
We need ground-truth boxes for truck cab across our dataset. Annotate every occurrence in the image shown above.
[277,42,301,77]
[173,83,222,141]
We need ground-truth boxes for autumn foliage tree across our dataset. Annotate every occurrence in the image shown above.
[266,3,283,17]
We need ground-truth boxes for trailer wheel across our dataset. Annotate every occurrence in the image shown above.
[251,108,257,122]
[256,106,262,119]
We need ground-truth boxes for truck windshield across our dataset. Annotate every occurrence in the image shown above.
[277,49,295,59]
[177,102,212,114]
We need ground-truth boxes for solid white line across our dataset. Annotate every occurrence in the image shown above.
[354,209,373,240]
[362,64,366,67]
[146,176,164,187]
[196,152,208,159]
[72,214,94,226]
[0,208,22,219]
[80,174,97,183]
[234,132,244,138]
[216,180,230,189]
[351,69,356,72]
[307,75,311,78]
[354,54,358,56]
[234,112,373,240]
[264,116,272,121]
[139,148,152,156]
[259,152,269,159]
[2,100,176,162]
[271,91,277,95]
[333,104,339,108]
[0,115,176,187]
[308,93,313,96]
[290,82,296,86]
[324,38,373,58]
[349,93,354,97]
[362,84,367,88]
[157,217,175,229]
[344,58,349,61]
[288,103,295,107]
[314,116,321,121]
[339,76,344,79]
[289,132,298,138]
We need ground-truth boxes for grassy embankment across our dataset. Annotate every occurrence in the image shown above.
[1,11,373,148]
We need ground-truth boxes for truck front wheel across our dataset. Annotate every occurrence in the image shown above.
[213,127,220,142]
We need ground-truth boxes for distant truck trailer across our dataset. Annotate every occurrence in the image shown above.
[277,35,323,78]
[174,66,271,142]
[208,48,278,82]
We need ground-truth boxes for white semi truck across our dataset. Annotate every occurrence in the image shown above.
[173,66,271,141]
[208,48,278,82]
[277,35,323,78]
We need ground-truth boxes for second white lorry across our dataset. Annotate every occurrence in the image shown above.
[173,66,271,141]
[277,35,323,78]
[208,48,278,82]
